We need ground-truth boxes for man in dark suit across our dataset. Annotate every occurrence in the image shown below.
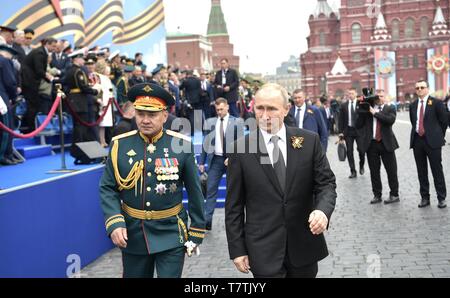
[410,80,448,208]
[199,98,244,230]
[338,88,366,178]
[286,89,328,151]
[180,70,203,135]
[50,40,70,77]
[200,72,214,119]
[356,90,399,204]
[21,37,57,133]
[213,58,240,117]
[225,83,336,278]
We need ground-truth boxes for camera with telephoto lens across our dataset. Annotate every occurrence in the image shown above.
[359,88,380,112]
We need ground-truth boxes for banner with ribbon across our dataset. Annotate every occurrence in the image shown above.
[427,45,450,98]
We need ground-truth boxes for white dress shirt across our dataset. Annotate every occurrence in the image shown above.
[373,105,384,140]
[260,125,287,167]
[348,100,356,127]
[295,104,306,129]
[221,69,228,85]
[214,114,229,156]
[416,95,429,134]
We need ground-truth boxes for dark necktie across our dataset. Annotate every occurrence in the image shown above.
[418,100,425,136]
[271,136,286,192]
[295,107,301,128]
[220,118,225,154]
[350,101,356,127]
[375,107,382,142]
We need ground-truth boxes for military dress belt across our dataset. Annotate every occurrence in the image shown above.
[70,88,81,94]
[122,203,183,220]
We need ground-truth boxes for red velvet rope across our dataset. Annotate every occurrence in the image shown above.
[0,95,62,139]
[112,99,125,117]
[65,97,114,127]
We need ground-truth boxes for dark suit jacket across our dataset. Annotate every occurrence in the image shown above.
[356,104,399,153]
[50,52,70,73]
[287,105,328,151]
[180,76,202,105]
[12,43,26,65]
[199,116,244,167]
[214,68,240,103]
[225,127,336,276]
[22,46,48,92]
[409,96,448,149]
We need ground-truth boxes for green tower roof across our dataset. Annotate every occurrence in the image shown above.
[207,0,228,36]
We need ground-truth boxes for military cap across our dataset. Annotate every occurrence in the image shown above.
[85,54,97,65]
[109,50,120,61]
[0,44,18,56]
[128,83,175,112]
[152,63,165,76]
[124,64,135,72]
[68,48,87,59]
[0,25,17,33]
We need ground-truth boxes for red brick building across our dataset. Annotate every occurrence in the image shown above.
[166,0,239,72]
[301,0,450,101]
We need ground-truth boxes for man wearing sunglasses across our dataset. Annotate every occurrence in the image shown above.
[410,80,448,209]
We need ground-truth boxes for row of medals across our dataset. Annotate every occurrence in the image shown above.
[155,166,179,181]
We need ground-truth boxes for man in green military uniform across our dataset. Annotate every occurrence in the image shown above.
[100,83,206,278]
[116,63,133,105]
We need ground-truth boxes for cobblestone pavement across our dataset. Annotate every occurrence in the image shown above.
[81,112,450,278]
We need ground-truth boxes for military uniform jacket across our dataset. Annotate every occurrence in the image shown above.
[116,75,129,105]
[64,65,98,113]
[100,129,206,255]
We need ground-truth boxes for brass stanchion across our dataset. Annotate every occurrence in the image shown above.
[47,84,78,174]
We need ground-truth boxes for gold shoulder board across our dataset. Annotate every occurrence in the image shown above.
[166,130,191,142]
[112,130,138,142]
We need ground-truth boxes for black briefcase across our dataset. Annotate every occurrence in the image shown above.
[337,141,347,162]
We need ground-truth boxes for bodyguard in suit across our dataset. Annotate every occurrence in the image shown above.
[338,88,366,178]
[286,89,328,151]
[213,58,240,117]
[100,83,205,278]
[225,83,336,278]
[356,90,399,204]
[21,37,57,133]
[200,72,214,120]
[199,98,244,230]
[179,70,203,135]
[410,80,448,208]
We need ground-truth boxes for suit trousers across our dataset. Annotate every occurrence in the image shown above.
[253,253,318,278]
[345,128,365,172]
[367,140,399,198]
[122,246,185,278]
[22,88,40,133]
[412,134,447,201]
[205,155,227,225]
[228,101,239,118]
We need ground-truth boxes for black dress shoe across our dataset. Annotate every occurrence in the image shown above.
[0,158,17,166]
[384,196,400,204]
[418,199,430,208]
[360,167,365,175]
[438,201,447,209]
[206,223,212,231]
[348,172,357,179]
[370,197,382,204]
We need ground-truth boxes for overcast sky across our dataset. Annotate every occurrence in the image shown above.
[164,0,340,75]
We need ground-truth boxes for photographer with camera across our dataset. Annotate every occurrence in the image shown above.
[356,89,399,204]
[338,88,365,178]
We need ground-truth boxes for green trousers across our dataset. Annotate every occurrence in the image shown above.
[122,246,185,278]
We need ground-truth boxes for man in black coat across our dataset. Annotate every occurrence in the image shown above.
[179,70,203,135]
[225,83,336,278]
[338,88,366,178]
[356,90,399,204]
[410,80,448,209]
[21,37,57,133]
[213,58,240,117]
